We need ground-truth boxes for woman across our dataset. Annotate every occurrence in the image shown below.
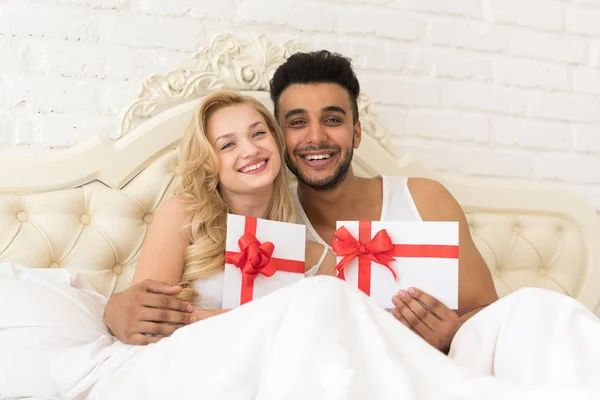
[130,90,333,314]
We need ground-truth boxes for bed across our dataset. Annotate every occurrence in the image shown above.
[1,34,598,317]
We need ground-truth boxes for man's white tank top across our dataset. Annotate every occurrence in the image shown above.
[291,175,423,250]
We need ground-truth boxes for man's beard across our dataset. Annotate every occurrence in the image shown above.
[286,146,353,191]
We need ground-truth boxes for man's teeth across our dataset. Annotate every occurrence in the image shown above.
[304,154,331,161]
[240,161,266,173]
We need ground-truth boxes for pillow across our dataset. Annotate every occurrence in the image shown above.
[0,262,110,399]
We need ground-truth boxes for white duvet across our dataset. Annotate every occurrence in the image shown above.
[1,262,599,400]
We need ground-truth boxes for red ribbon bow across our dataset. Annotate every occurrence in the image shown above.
[225,232,277,287]
[225,216,305,305]
[331,221,460,296]
[331,225,398,282]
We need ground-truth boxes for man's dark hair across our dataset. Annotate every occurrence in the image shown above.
[269,50,361,124]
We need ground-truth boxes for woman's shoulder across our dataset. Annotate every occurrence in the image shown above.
[151,194,195,241]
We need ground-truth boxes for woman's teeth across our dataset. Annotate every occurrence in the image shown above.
[240,160,266,173]
[304,154,331,161]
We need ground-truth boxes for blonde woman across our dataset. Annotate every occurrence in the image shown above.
[104,90,332,344]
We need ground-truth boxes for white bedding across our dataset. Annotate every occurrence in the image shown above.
[1,263,599,400]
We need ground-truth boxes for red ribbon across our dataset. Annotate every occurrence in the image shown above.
[331,221,459,295]
[225,216,305,305]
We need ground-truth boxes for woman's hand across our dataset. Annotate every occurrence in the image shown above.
[190,308,231,323]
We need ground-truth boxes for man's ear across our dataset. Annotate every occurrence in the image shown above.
[353,121,362,149]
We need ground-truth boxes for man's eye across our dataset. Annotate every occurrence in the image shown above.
[290,120,306,126]
[325,117,341,123]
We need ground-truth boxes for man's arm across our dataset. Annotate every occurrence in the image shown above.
[104,196,195,345]
[408,177,499,318]
[390,178,498,353]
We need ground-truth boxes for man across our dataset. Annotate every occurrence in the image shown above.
[268,50,498,353]
[103,49,497,353]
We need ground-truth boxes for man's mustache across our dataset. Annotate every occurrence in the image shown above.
[293,145,341,153]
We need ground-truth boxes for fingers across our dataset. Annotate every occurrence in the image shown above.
[394,291,439,330]
[390,307,421,337]
[141,279,183,296]
[406,287,451,319]
[138,307,193,325]
[392,294,434,339]
[135,321,183,337]
[137,291,194,313]
[128,333,164,346]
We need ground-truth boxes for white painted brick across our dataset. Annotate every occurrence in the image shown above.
[370,105,408,138]
[360,76,441,106]
[394,137,534,178]
[135,0,238,19]
[591,41,600,67]
[443,82,527,115]
[234,0,337,32]
[30,112,115,148]
[309,37,389,72]
[397,0,482,19]
[0,107,35,147]
[405,111,491,142]
[566,7,600,37]
[40,0,127,7]
[536,154,600,184]
[573,125,600,153]
[573,67,600,95]
[429,20,507,52]
[433,50,493,81]
[507,29,589,64]
[98,13,202,51]
[339,7,425,40]
[492,117,572,150]
[484,0,564,30]
[386,46,493,80]
[527,92,600,122]
[493,57,571,91]
[0,1,99,42]
[385,45,435,76]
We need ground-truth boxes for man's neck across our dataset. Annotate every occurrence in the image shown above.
[225,186,273,219]
[297,170,370,231]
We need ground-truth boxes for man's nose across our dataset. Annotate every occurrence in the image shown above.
[305,123,328,144]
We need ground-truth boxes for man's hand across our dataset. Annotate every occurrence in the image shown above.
[391,287,461,354]
[103,279,194,346]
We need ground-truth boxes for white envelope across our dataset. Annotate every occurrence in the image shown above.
[335,221,459,310]
[222,214,306,308]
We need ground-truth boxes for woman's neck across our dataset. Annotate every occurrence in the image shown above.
[223,185,274,219]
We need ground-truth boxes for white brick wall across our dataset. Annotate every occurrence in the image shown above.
[1,0,600,212]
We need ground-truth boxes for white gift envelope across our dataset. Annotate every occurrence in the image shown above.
[222,214,306,308]
[334,221,459,310]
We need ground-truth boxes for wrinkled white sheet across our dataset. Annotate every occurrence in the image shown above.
[50,276,599,400]
[2,263,599,400]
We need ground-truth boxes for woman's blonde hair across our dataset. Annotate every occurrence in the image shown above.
[173,90,295,304]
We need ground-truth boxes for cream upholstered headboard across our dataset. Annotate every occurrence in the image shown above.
[1,35,599,316]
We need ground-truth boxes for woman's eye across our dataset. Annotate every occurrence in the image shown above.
[221,142,234,150]
[252,130,266,138]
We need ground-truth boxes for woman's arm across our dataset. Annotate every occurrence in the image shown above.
[132,195,191,286]
[103,196,195,345]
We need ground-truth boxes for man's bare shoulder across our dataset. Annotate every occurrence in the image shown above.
[406,177,463,221]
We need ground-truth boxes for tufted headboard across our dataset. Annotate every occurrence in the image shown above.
[2,35,599,316]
